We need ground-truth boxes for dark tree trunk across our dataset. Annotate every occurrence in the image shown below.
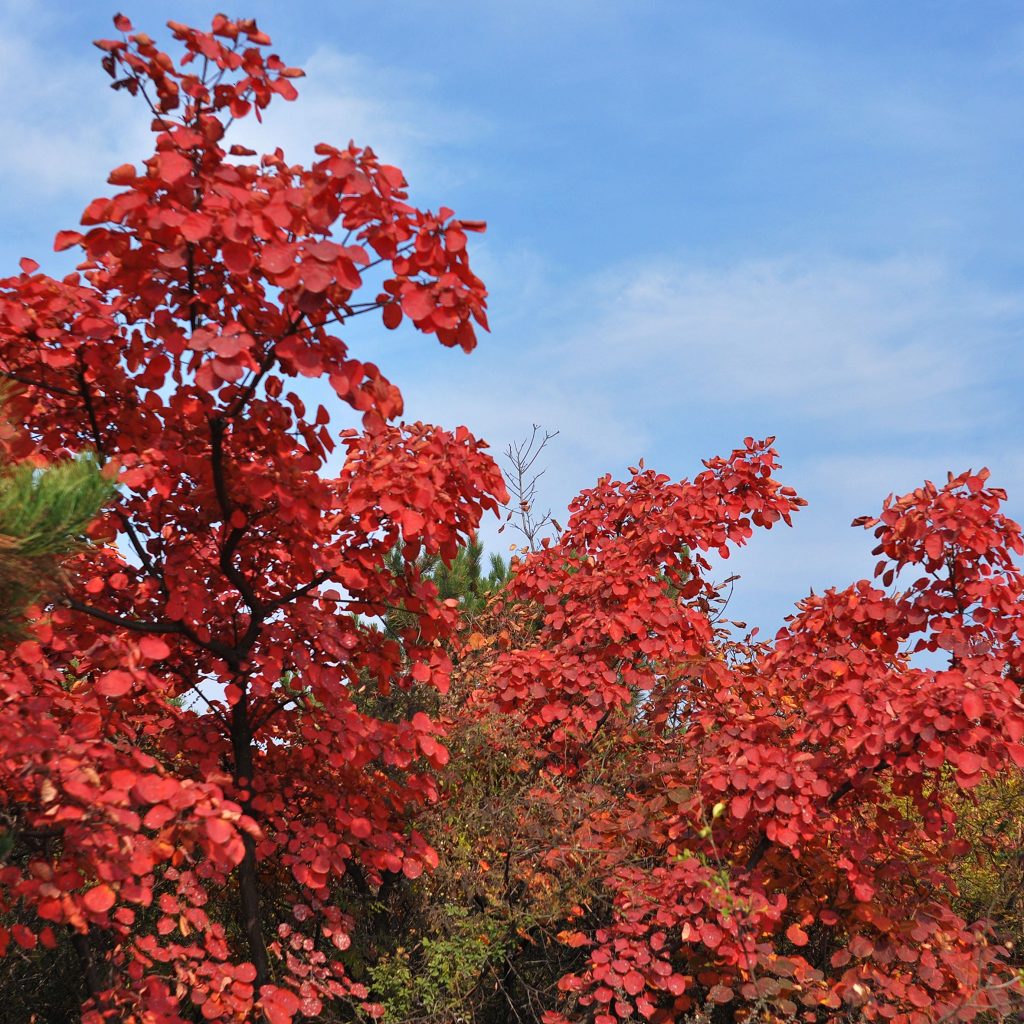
[71,927,106,1003]
[231,699,270,988]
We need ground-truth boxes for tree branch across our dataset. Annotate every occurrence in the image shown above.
[208,417,264,616]
[0,369,77,398]
[66,598,185,635]
[270,570,335,611]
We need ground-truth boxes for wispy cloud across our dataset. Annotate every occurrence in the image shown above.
[0,7,482,210]
[559,255,1021,437]
[0,24,148,201]
[400,249,1024,629]
[409,251,1022,462]
[1,0,1018,640]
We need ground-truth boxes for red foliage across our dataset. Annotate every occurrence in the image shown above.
[1,14,1022,1024]
[471,456,1024,1022]
[0,15,503,1022]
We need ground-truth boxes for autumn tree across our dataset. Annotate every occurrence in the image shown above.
[0,14,505,1023]
[307,447,1024,1024]
[464,451,1024,1023]
[2,15,1023,1024]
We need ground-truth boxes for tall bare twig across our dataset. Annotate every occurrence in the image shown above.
[501,425,559,551]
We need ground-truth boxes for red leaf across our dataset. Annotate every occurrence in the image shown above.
[300,261,333,293]
[108,163,136,185]
[401,509,426,534]
[222,242,254,274]
[156,150,193,184]
[401,287,434,322]
[382,303,402,330]
[96,671,134,697]
[622,971,645,996]
[133,775,179,804]
[205,818,234,844]
[923,534,944,561]
[82,885,116,914]
[263,1003,292,1024]
[304,240,341,263]
[261,244,294,274]
[235,963,258,983]
[261,986,301,1024]
[181,212,213,242]
[273,78,299,102]
[138,636,171,661]
[143,804,176,829]
[907,985,931,1008]
[962,692,985,720]
[54,230,83,251]
[444,226,467,253]
[731,794,751,819]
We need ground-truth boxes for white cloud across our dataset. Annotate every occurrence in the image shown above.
[408,251,1021,464]
[559,255,1020,437]
[398,249,1024,630]
[0,8,481,211]
[0,21,150,201]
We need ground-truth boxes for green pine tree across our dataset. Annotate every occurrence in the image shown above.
[383,536,509,639]
[0,396,112,636]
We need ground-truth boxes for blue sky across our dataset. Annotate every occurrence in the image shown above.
[2,1,1022,636]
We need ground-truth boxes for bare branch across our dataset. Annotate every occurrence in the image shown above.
[502,424,559,551]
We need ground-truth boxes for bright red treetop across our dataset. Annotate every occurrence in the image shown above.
[0,14,504,1023]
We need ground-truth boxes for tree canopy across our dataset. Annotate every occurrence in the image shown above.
[0,14,1021,1024]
